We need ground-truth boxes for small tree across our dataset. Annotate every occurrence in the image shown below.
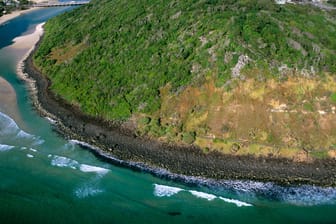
[18,0,29,9]
[182,131,196,144]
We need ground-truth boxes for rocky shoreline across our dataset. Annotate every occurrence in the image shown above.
[21,36,336,187]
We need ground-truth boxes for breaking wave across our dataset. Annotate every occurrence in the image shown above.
[154,184,183,197]
[50,154,110,178]
[219,197,252,207]
[50,155,79,170]
[0,111,44,147]
[189,190,217,201]
[79,164,109,176]
[153,184,252,207]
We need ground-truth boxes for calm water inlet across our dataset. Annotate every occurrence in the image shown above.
[0,8,336,224]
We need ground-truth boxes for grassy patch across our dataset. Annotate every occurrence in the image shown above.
[310,150,329,159]
[182,132,196,144]
[303,102,314,112]
[330,92,336,103]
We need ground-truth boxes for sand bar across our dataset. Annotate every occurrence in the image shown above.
[12,23,45,50]
[0,19,44,127]
[0,8,40,26]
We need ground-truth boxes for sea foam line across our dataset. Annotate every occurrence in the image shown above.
[69,139,101,151]
[219,197,252,207]
[153,184,252,207]
[67,138,336,206]
[189,190,217,201]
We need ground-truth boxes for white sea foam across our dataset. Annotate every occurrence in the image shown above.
[219,197,252,207]
[51,155,79,170]
[0,144,15,152]
[153,184,251,205]
[74,185,104,199]
[29,148,37,152]
[45,117,56,124]
[26,154,34,158]
[189,190,217,201]
[79,164,109,175]
[0,112,44,146]
[69,139,100,150]
[154,184,184,197]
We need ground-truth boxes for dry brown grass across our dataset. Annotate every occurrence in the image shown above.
[49,42,86,64]
[141,73,336,161]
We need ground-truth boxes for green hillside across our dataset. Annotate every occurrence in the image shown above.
[34,0,336,160]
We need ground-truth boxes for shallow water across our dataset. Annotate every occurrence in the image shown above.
[0,8,336,224]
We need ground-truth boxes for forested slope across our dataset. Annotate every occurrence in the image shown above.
[34,0,336,160]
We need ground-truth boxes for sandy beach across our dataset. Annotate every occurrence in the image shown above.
[12,23,45,50]
[10,22,47,129]
[0,8,40,26]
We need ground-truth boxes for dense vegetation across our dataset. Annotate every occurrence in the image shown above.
[34,0,336,119]
[34,0,336,159]
[328,0,336,6]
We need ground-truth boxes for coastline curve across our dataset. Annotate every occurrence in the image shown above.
[18,24,336,188]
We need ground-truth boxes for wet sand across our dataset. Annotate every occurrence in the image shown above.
[11,23,45,50]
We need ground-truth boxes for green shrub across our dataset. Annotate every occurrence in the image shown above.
[182,132,196,144]
[330,92,336,103]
